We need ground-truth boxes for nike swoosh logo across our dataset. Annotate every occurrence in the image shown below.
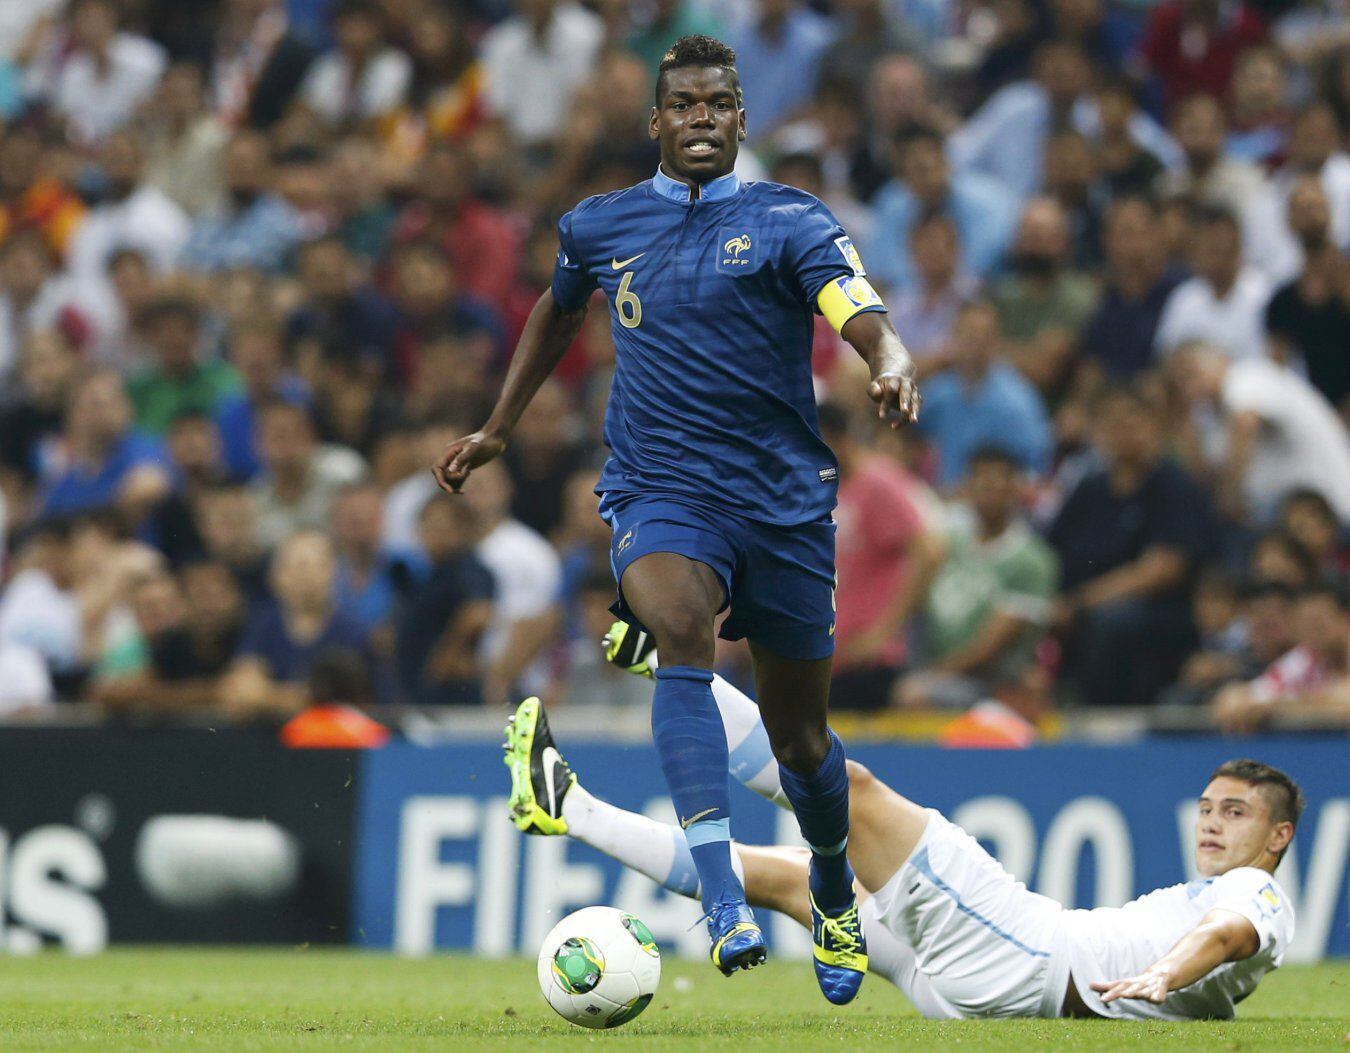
[680,807,718,829]
[542,746,561,811]
[612,253,645,270]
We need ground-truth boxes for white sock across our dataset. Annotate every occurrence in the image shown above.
[562,783,744,899]
[649,651,788,809]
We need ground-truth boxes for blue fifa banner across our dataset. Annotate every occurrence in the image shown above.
[353,738,1350,962]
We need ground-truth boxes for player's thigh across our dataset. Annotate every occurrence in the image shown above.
[620,551,724,653]
[844,760,931,895]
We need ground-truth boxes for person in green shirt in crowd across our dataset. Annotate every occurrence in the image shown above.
[626,0,725,72]
[897,444,1059,708]
[128,295,240,434]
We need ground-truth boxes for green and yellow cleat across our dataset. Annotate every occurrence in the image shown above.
[503,697,575,836]
[603,619,656,679]
[810,891,868,1004]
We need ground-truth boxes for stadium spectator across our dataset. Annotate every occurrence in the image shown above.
[990,196,1098,396]
[388,238,502,389]
[67,132,190,285]
[1049,384,1214,707]
[1094,76,1167,199]
[846,54,952,205]
[460,460,561,707]
[325,137,397,263]
[728,0,837,136]
[299,0,412,129]
[215,319,307,479]
[91,568,234,715]
[1139,0,1268,113]
[1225,46,1289,168]
[1249,528,1321,591]
[249,399,366,549]
[37,369,172,524]
[502,380,588,538]
[33,0,167,146]
[479,0,605,151]
[817,0,925,98]
[899,445,1059,711]
[1080,196,1184,381]
[1156,95,1266,216]
[0,127,85,258]
[140,61,229,216]
[219,529,372,719]
[867,126,1018,293]
[129,296,241,434]
[1278,490,1346,576]
[193,484,269,602]
[819,402,944,711]
[1042,129,1104,270]
[887,211,978,371]
[917,300,1053,488]
[0,230,115,373]
[0,331,80,492]
[1263,178,1350,414]
[1210,580,1350,732]
[1170,577,1299,706]
[626,1,726,72]
[393,143,522,313]
[1155,206,1271,361]
[207,0,316,129]
[1173,343,1350,522]
[179,131,303,273]
[331,480,403,638]
[394,494,494,706]
[148,410,229,566]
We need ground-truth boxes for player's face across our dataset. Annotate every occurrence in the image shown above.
[1194,777,1288,877]
[650,66,745,184]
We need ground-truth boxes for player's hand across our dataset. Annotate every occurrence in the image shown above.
[868,370,921,428]
[433,430,506,493]
[1091,970,1170,1004]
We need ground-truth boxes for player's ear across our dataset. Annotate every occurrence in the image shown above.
[737,108,747,142]
[1268,821,1294,859]
[649,106,660,141]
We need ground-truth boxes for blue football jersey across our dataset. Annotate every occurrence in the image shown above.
[551,168,884,526]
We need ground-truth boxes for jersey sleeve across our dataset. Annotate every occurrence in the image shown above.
[550,209,598,311]
[1210,868,1292,960]
[784,200,884,311]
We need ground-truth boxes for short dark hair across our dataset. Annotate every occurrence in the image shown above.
[1209,759,1305,830]
[1281,487,1336,524]
[1190,201,1240,233]
[656,35,741,106]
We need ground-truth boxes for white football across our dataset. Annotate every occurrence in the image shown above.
[536,906,662,1029]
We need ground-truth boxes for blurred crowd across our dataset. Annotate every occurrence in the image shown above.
[0,0,1347,738]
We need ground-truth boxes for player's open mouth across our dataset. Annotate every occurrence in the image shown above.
[683,140,719,157]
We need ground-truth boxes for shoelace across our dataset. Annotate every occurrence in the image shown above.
[818,905,863,963]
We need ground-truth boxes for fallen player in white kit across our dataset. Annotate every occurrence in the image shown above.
[502,627,1300,1021]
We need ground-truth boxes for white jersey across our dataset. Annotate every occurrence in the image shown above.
[867,812,1294,1022]
[1062,867,1295,1021]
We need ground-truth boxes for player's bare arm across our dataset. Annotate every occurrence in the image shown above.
[1092,907,1261,1004]
[841,310,921,427]
[432,289,588,493]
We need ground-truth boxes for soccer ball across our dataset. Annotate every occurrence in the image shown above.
[536,906,662,1029]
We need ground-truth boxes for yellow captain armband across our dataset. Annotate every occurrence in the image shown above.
[817,274,885,333]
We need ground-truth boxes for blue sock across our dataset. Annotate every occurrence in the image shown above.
[777,729,854,914]
[651,665,743,913]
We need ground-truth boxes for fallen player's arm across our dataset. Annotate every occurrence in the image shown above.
[822,280,919,425]
[1090,907,1260,1004]
[435,289,588,491]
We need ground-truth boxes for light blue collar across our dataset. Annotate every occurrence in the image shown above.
[652,165,742,203]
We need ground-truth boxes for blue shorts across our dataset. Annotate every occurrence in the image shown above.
[599,491,837,661]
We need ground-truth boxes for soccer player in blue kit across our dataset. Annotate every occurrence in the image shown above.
[434,36,920,1003]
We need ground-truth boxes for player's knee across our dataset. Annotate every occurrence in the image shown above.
[772,728,830,775]
[647,603,715,667]
[845,759,875,794]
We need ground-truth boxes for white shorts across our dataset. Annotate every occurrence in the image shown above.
[865,810,1070,1019]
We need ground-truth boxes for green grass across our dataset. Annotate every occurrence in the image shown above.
[0,950,1345,1052]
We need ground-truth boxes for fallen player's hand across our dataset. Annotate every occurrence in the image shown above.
[433,430,506,493]
[868,370,920,428]
[1091,969,1170,1004]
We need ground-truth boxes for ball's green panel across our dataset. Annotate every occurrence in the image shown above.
[551,937,604,994]
[622,913,659,957]
[606,992,654,1027]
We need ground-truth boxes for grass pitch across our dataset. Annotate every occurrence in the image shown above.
[0,950,1345,1052]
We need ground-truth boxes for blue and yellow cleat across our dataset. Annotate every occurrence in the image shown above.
[503,697,575,836]
[603,619,656,679]
[707,901,768,976]
[810,892,868,1004]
